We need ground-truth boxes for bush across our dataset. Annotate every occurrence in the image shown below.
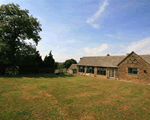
[55,70,60,75]
[56,73,60,75]
[72,68,77,74]
[5,66,19,75]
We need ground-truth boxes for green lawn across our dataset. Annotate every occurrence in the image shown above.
[1,73,150,120]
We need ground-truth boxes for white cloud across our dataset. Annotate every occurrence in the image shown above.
[116,37,150,55]
[105,34,114,37]
[77,53,83,55]
[46,37,150,62]
[84,44,109,55]
[105,32,123,39]
[87,0,108,28]
[91,24,100,29]
[53,53,83,63]
[35,39,81,61]
[127,37,150,54]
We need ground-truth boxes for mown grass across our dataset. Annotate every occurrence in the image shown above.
[0,73,150,120]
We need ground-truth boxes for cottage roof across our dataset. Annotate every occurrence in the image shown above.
[139,55,150,64]
[78,54,150,67]
[78,55,126,67]
[69,64,77,69]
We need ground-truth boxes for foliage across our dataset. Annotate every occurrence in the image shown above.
[72,68,76,73]
[43,51,56,73]
[0,40,10,64]
[54,62,59,69]
[18,43,43,68]
[57,62,64,69]
[107,54,110,56]
[0,3,42,65]
[63,59,77,69]
[5,66,19,75]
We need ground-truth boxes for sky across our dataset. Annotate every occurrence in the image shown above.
[1,0,150,62]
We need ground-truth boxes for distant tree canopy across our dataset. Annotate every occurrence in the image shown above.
[57,62,64,69]
[107,54,110,56]
[63,59,77,69]
[0,3,42,66]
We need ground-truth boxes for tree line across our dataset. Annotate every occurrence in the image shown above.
[0,3,77,75]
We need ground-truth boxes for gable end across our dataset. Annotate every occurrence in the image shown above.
[117,51,150,66]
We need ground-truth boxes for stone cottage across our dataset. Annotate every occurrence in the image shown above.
[68,64,77,74]
[77,51,150,83]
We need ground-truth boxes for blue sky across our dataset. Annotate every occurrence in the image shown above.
[1,0,150,62]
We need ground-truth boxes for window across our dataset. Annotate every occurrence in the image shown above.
[144,70,147,74]
[97,67,106,75]
[79,66,85,73]
[128,68,138,75]
[87,66,94,74]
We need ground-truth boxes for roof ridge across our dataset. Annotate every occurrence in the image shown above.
[139,54,150,56]
[83,55,127,58]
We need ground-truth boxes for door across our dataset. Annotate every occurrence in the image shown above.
[109,68,118,78]
[114,69,118,78]
[109,68,114,77]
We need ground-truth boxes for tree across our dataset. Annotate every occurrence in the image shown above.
[43,51,56,73]
[17,43,43,74]
[57,62,64,69]
[0,3,42,66]
[54,62,59,70]
[107,54,110,56]
[0,39,10,65]
[63,59,77,69]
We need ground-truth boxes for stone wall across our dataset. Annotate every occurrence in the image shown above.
[118,52,150,83]
[67,69,73,74]
[97,75,107,79]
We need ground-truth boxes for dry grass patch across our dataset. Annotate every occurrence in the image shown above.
[1,74,150,120]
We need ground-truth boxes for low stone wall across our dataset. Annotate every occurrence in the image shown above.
[97,75,107,79]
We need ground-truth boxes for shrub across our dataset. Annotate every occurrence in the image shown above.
[5,66,19,75]
[72,68,76,74]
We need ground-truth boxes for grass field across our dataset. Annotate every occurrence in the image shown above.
[1,73,150,120]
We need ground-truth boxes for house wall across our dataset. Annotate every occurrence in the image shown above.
[77,66,86,75]
[107,68,110,79]
[84,66,95,77]
[67,68,77,74]
[67,69,73,74]
[118,52,150,83]
[77,66,108,79]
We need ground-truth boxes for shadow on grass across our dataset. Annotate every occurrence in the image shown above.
[0,72,75,78]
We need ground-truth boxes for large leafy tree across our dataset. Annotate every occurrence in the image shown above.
[0,3,42,65]
[18,43,42,68]
[0,39,10,65]
[63,59,77,69]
